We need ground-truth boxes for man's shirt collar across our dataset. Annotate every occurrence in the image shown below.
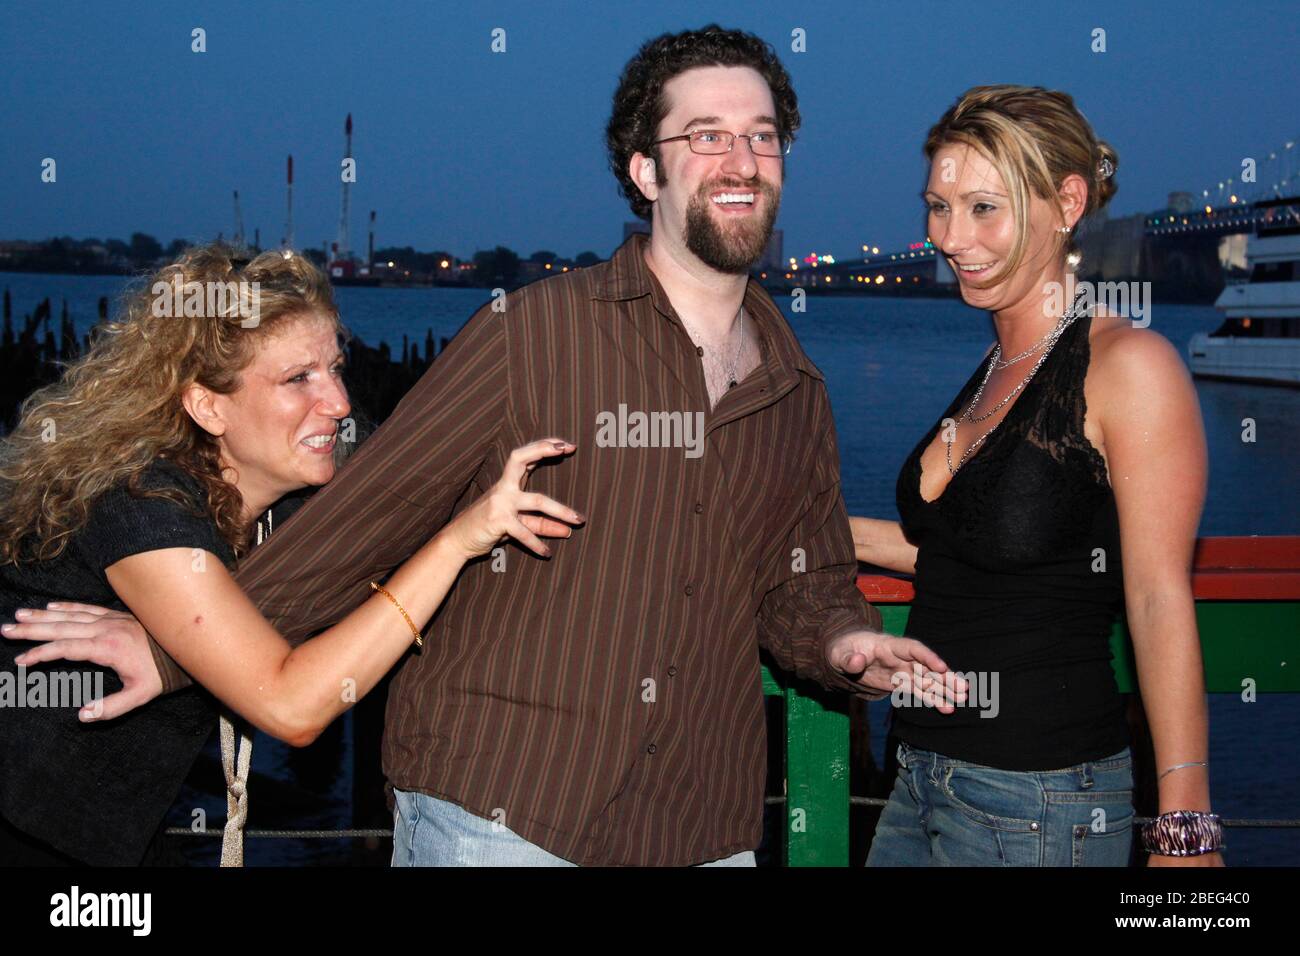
[591,231,825,384]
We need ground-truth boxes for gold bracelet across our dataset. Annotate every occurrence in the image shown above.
[370,581,423,648]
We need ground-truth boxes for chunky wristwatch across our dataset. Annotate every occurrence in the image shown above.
[1141,810,1224,857]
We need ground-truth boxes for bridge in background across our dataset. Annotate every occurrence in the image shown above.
[763,136,1298,300]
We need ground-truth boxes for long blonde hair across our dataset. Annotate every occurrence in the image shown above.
[924,84,1119,289]
[0,244,341,565]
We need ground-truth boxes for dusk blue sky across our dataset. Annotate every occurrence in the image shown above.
[3,0,1297,262]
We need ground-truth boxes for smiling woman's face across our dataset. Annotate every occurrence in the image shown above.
[924,142,1064,315]
[207,311,350,507]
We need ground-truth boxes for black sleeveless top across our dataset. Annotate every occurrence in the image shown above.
[892,312,1129,770]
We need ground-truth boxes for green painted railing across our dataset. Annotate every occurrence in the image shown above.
[762,535,1300,866]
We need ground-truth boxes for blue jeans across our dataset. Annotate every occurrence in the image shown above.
[391,789,756,867]
[865,742,1134,867]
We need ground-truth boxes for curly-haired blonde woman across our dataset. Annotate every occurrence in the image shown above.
[853,86,1223,867]
[0,244,583,865]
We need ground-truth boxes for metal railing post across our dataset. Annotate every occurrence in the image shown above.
[783,682,850,866]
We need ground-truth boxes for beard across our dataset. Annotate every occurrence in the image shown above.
[683,178,780,275]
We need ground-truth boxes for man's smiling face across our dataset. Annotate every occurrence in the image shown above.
[635,65,784,274]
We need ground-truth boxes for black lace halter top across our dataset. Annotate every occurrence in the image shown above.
[892,312,1130,770]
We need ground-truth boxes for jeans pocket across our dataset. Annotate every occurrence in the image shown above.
[1070,815,1133,866]
[940,766,1042,832]
[390,804,400,867]
[1068,800,1134,867]
[898,761,924,811]
[1044,773,1134,867]
[391,789,421,867]
[932,766,1043,866]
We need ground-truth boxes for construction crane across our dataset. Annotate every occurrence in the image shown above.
[368,210,375,272]
[232,190,245,250]
[335,113,353,268]
[283,154,294,250]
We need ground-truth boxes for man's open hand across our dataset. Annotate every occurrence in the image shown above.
[825,630,967,711]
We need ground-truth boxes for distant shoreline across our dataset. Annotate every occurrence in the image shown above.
[0,265,1225,305]
[0,262,964,299]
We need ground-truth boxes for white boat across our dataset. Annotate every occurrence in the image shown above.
[1190,195,1300,386]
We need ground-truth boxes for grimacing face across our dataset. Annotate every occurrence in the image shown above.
[636,64,783,274]
[203,312,350,508]
[924,142,1074,315]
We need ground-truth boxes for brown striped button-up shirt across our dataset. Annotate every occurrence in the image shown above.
[235,231,882,865]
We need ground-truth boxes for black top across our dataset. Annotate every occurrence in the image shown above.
[892,313,1129,770]
[0,459,236,865]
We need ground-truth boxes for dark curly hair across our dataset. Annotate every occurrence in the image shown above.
[606,24,801,221]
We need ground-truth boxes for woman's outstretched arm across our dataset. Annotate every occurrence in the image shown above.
[849,516,917,575]
[11,439,582,746]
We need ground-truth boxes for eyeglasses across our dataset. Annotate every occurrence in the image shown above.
[652,129,791,158]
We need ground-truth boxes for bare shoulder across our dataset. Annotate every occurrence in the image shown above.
[1087,317,1191,401]
[1084,315,1203,462]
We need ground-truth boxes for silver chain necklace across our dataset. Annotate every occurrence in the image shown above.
[680,305,748,391]
[946,290,1088,476]
[992,315,1070,369]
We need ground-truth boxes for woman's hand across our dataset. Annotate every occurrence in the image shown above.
[2,602,164,721]
[442,438,585,560]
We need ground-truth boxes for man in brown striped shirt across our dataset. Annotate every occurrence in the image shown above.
[95,25,957,865]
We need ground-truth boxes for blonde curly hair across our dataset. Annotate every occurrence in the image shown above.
[0,243,342,565]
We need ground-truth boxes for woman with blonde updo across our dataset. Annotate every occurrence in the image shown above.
[852,85,1222,867]
[0,244,583,865]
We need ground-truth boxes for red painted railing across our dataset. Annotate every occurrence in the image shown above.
[857,535,1300,603]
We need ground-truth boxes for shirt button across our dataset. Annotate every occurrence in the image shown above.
[1029,822,1040,831]
[683,585,694,596]
[667,666,678,677]
[693,503,703,514]
[646,743,657,754]
[696,346,704,357]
